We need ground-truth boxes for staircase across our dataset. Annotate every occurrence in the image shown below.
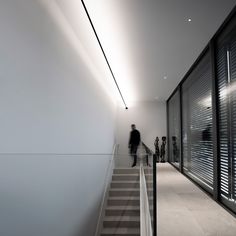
[100,168,140,236]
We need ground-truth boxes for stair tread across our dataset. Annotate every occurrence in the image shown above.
[113,174,139,176]
[111,181,152,184]
[111,187,139,190]
[108,196,140,200]
[108,197,152,202]
[113,169,139,173]
[111,181,140,183]
[114,168,139,169]
[112,176,139,181]
[101,227,140,234]
[110,188,140,191]
[106,206,140,210]
[110,188,152,192]
[106,205,152,210]
[104,216,140,221]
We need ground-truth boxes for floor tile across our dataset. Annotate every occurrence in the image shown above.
[157,163,236,236]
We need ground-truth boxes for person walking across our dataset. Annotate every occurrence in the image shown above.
[128,124,141,167]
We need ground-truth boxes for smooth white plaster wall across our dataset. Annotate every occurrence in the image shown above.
[116,101,167,157]
[0,1,116,236]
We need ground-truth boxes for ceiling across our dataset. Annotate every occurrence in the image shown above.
[85,0,236,102]
[55,0,236,104]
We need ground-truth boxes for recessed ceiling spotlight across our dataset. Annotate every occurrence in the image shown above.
[188,18,192,22]
[163,76,167,80]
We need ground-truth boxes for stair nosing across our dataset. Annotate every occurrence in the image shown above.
[101,227,140,234]
[108,196,140,199]
[110,188,140,191]
[111,181,140,183]
[106,206,140,210]
[104,216,140,221]
[112,173,139,175]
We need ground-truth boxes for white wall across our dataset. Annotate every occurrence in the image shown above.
[0,1,116,236]
[116,101,167,156]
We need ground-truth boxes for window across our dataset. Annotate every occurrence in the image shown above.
[168,90,181,168]
[182,51,213,193]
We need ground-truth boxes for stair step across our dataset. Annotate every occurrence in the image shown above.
[103,216,140,228]
[111,181,139,188]
[113,168,139,174]
[144,173,153,178]
[107,196,153,206]
[101,227,140,236]
[112,174,139,181]
[105,206,140,216]
[108,197,140,206]
[143,168,154,173]
[109,189,140,197]
[144,182,153,188]
[100,167,155,235]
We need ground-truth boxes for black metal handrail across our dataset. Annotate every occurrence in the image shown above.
[142,142,154,155]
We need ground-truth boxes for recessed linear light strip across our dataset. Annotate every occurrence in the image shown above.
[81,0,128,109]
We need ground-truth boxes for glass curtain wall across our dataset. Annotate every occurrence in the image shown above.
[216,18,236,212]
[168,90,181,168]
[182,51,214,193]
[167,7,236,214]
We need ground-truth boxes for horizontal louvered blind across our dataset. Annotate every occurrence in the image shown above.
[168,91,180,166]
[182,51,213,190]
[217,31,236,207]
[231,39,236,202]
[216,45,230,198]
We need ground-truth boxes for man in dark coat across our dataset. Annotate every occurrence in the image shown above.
[128,124,141,167]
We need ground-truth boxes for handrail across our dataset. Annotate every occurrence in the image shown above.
[142,142,154,155]
[95,144,118,236]
[140,165,153,236]
[141,142,157,236]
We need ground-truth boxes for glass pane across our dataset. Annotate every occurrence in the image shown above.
[168,90,181,168]
[217,31,236,213]
[182,51,214,192]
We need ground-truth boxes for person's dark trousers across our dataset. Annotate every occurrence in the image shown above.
[130,145,138,167]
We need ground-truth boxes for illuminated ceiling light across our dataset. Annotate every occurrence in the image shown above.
[81,0,128,109]
[188,18,192,22]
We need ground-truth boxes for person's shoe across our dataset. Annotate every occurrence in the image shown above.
[132,163,136,167]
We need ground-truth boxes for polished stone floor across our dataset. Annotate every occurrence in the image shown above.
[157,163,236,236]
